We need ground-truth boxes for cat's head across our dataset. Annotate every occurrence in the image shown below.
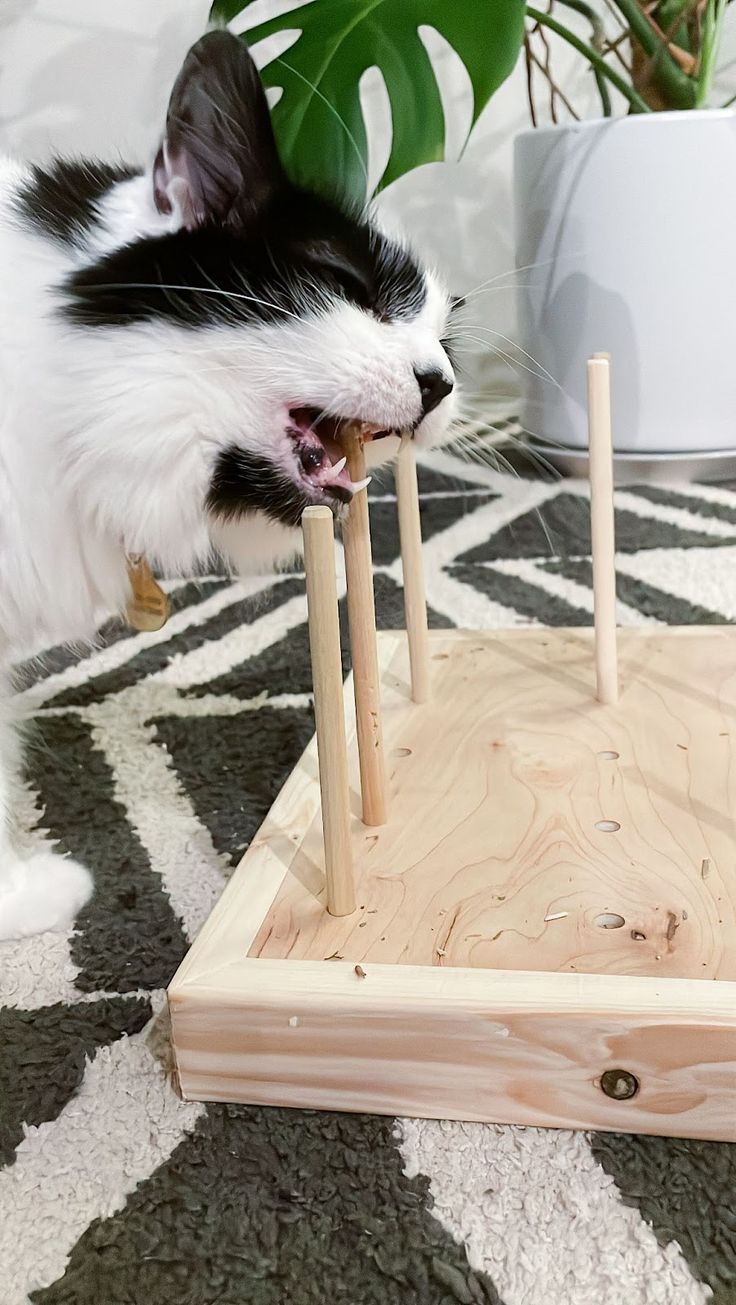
[62,31,457,553]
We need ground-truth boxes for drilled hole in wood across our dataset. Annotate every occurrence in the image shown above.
[598,750,619,761]
[595,912,625,929]
[595,819,620,832]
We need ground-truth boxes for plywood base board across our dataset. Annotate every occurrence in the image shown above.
[169,627,736,1139]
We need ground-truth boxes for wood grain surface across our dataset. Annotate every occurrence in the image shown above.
[249,627,736,981]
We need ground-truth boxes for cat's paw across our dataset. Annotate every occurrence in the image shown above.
[0,852,93,940]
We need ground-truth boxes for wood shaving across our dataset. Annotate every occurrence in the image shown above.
[324,951,343,961]
[544,911,568,922]
[354,964,366,978]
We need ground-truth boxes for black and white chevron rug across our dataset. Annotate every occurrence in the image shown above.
[3,443,736,1305]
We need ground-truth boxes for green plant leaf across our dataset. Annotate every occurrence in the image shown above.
[210,0,525,202]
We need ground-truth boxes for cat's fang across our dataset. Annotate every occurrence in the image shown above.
[322,455,347,482]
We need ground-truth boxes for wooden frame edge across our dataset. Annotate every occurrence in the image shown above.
[169,958,736,1140]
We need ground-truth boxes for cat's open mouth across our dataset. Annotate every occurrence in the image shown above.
[287,407,392,505]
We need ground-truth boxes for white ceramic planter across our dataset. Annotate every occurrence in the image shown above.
[514,111,736,455]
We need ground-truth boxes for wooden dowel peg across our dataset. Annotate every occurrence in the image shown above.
[587,357,618,705]
[396,436,430,703]
[126,556,170,632]
[302,506,356,916]
[342,428,388,826]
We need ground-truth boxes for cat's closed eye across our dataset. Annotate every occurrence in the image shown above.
[304,243,373,307]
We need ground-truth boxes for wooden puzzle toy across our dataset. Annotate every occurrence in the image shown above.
[169,356,736,1141]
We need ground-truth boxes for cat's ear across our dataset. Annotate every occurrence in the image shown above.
[153,31,284,230]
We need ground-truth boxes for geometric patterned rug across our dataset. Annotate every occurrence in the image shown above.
[2,441,736,1304]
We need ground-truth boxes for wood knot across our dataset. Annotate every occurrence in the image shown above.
[600,1068,639,1101]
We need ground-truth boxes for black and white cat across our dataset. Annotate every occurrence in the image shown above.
[0,30,456,939]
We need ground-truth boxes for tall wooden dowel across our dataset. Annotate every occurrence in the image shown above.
[342,429,388,826]
[587,357,618,705]
[395,436,430,703]
[302,506,356,916]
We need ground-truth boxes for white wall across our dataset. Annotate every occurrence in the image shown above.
[0,1,209,162]
[2,1,734,414]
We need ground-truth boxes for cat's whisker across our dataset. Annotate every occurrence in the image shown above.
[457,257,559,301]
[457,252,581,303]
[449,325,559,388]
[274,57,369,185]
[502,430,564,479]
[81,280,333,330]
[449,432,558,556]
[454,333,554,387]
[454,404,567,480]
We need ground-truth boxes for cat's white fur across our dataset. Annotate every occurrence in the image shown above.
[0,147,455,940]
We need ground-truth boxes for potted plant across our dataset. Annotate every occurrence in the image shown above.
[515,2,736,468]
[209,1,526,205]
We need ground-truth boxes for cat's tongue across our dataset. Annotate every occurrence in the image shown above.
[288,408,372,499]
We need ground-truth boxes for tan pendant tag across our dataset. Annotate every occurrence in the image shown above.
[125,556,170,632]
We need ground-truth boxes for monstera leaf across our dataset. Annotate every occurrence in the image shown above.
[209,0,525,202]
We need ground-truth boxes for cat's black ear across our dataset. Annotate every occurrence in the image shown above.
[153,31,284,230]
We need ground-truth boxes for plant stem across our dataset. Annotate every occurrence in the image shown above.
[554,0,613,115]
[526,6,653,112]
[536,21,561,122]
[655,0,692,51]
[612,0,697,107]
[523,34,539,125]
[695,0,728,107]
[528,43,582,118]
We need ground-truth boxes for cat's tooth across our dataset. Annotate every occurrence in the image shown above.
[350,475,372,494]
[323,455,347,482]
